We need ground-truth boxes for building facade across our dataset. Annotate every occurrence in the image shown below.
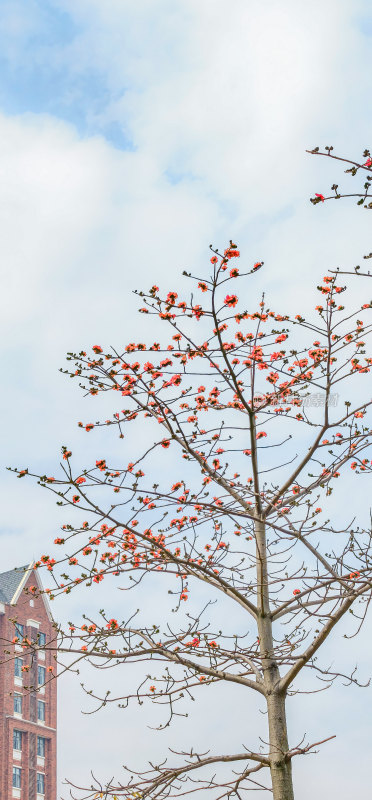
[0,563,57,800]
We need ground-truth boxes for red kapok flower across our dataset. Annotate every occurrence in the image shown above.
[106,619,119,631]
[224,294,238,307]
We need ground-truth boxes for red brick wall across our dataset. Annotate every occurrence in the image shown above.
[0,572,57,800]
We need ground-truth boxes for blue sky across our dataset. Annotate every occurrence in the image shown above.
[0,0,198,149]
[1,0,369,152]
[1,1,372,798]
[0,1,131,147]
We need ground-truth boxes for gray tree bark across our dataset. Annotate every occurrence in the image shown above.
[267,691,294,800]
[255,519,295,800]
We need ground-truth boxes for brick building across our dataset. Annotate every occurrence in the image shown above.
[0,563,57,800]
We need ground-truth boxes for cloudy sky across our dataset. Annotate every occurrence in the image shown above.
[1,1,372,797]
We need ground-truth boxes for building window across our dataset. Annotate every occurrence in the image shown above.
[38,632,46,647]
[12,767,21,789]
[37,665,46,686]
[37,700,45,722]
[37,736,46,757]
[14,658,23,678]
[14,694,23,715]
[36,773,45,795]
[30,599,35,607]
[14,623,24,641]
[13,730,22,751]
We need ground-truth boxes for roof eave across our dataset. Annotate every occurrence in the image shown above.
[10,561,54,622]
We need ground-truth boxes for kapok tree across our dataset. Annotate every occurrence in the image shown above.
[308,145,372,278]
[12,246,372,800]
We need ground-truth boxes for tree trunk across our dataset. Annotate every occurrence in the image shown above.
[255,519,295,799]
[267,691,294,800]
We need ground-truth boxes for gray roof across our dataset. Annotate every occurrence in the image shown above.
[0,565,29,604]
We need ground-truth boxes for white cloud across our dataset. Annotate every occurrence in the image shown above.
[56,0,366,211]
